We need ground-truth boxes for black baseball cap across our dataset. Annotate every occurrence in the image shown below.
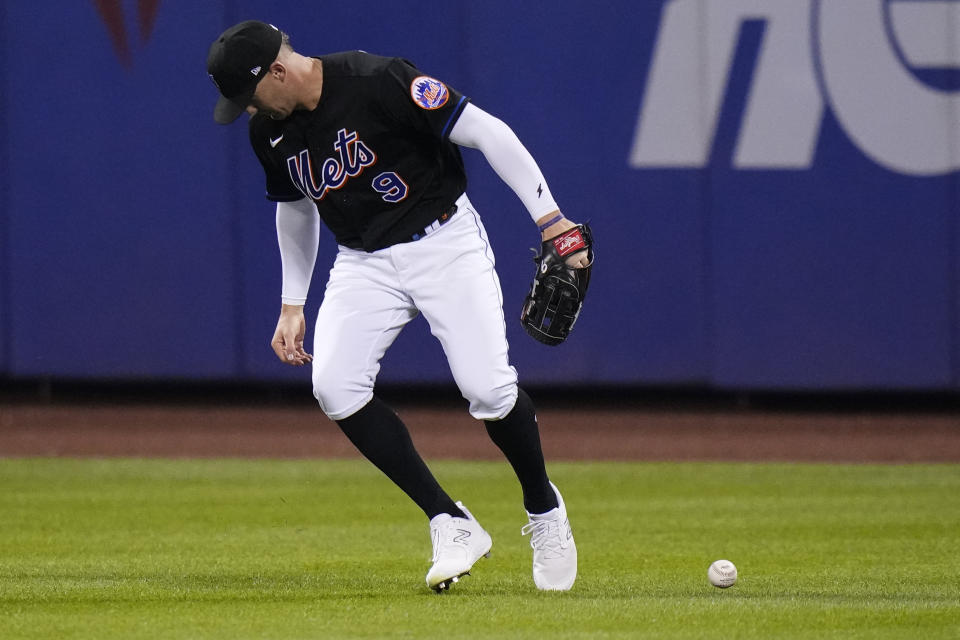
[206,20,283,124]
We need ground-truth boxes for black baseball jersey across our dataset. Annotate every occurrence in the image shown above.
[249,52,470,252]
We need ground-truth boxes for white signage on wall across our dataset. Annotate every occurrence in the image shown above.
[629,0,960,176]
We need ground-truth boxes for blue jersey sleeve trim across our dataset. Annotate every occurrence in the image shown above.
[441,96,468,140]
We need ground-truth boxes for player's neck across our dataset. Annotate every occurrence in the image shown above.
[300,57,324,111]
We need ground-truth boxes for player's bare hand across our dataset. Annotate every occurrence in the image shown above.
[537,211,591,268]
[271,304,313,366]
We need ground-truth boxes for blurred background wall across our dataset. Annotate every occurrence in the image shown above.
[0,0,958,392]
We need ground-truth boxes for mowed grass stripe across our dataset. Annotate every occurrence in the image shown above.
[0,459,957,639]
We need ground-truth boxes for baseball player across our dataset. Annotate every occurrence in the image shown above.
[206,20,590,592]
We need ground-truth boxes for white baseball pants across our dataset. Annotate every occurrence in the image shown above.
[311,193,519,421]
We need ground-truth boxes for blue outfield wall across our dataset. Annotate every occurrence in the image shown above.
[0,0,957,390]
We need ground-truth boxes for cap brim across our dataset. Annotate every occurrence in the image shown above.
[213,94,247,124]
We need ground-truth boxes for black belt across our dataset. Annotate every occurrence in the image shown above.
[410,204,458,241]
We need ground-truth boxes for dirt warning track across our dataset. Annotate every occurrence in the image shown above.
[2,394,958,462]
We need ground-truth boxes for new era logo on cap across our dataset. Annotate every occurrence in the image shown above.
[206,20,282,124]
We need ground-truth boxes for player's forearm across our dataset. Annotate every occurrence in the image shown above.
[449,103,559,223]
[276,199,320,305]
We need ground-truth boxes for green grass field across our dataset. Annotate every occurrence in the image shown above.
[1,458,958,639]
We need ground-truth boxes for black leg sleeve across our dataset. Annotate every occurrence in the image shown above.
[484,387,558,514]
[336,396,465,520]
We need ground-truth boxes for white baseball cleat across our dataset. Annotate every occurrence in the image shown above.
[522,482,577,591]
[426,502,492,592]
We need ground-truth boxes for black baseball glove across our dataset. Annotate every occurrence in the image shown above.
[520,224,594,346]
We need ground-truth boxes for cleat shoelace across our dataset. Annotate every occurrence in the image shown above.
[521,518,568,559]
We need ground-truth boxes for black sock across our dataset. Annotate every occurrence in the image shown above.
[484,387,558,514]
[336,396,465,520]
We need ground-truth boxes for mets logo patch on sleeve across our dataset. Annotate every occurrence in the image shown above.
[410,76,450,110]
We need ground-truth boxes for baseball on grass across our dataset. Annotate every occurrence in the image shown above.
[707,559,737,588]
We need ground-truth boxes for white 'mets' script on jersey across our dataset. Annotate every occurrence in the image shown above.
[629,0,960,176]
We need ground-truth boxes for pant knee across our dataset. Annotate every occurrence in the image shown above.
[312,364,374,421]
[465,382,518,421]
